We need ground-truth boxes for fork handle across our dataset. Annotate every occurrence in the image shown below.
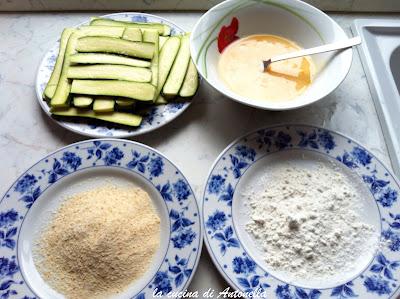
[269,36,362,64]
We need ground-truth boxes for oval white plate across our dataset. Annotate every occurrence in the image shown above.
[203,124,400,298]
[36,13,192,138]
[0,139,202,298]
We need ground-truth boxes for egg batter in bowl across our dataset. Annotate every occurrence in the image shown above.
[218,34,315,102]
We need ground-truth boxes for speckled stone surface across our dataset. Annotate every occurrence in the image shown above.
[0,11,397,295]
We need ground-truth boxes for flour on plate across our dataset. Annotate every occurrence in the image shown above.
[244,162,378,280]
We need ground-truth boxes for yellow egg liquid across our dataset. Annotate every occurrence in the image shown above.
[218,34,315,101]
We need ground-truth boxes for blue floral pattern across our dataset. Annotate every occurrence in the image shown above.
[173,179,190,201]
[331,281,358,298]
[369,253,399,280]
[36,12,193,138]
[44,151,82,183]
[0,139,201,298]
[364,275,391,295]
[213,226,239,255]
[85,140,112,161]
[126,151,165,178]
[156,178,191,203]
[208,175,226,194]
[153,271,172,295]
[337,146,372,169]
[203,125,400,299]
[14,174,40,208]
[297,129,336,151]
[0,256,20,299]
[276,284,321,299]
[206,210,227,231]
[231,256,271,293]
[167,255,193,288]
[0,210,19,250]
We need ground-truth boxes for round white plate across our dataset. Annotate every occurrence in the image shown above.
[0,139,202,298]
[203,124,400,298]
[36,13,192,138]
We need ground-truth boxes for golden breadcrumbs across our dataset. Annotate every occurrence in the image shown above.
[34,185,160,299]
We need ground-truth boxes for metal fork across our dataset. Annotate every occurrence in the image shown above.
[262,36,362,71]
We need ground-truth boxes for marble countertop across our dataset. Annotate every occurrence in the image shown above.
[0,11,396,296]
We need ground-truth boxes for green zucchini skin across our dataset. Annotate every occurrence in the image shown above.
[44,17,199,129]
[51,26,132,107]
[116,99,136,110]
[179,59,199,98]
[79,25,125,37]
[44,28,74,100]
[67,65,152,83]
[155,36,181,100]
[51,107,142,127]
[90,17,171,36]
[163,34,191,97]
[70,53,151,68]
[143,30,159,90]
[51,31,80,108]
[71,80,156,101]
[76,36,155,60]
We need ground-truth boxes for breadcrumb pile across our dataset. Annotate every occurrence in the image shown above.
[35,185,160,299]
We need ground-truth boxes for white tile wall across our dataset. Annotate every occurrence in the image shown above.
[0,0,398,12]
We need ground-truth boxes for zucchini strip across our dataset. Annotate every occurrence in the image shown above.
[70,53,151,68]
[67,65,152,83]
[71,80,156,101]
[76,36,155,60]
[51,26,131,107]
[163,34,191,97]
[90,17,171,36]
[51,107,142,127]
[44,28,74,100]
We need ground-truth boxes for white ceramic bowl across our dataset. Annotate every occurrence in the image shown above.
[190,0,353,110]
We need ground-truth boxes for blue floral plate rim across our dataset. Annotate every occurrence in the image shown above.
[202,123,400,299]
[35,12,195,138]
[0,138,203,299]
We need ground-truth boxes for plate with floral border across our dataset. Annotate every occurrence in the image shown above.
[0,139,202,298]
[203,124,400,298]
[36,12,195,138]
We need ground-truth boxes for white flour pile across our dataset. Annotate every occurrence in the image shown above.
[245,161,378,281]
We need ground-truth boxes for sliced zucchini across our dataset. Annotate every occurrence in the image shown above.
[44,28,74,100]
[67,65,152,82]
[79,25,125,37]
[51,31,81,107]
[155,95,167,105]
[143,29,159,89]
[71,80,156,101]
[116,99,136,109]
[159,36,168,51]
[163,34,191,97]
[51,107,142,127]
[76,37,155,60]
[155,36,181,99]
[73,96,93,108]
[123,28,142,42]
[70,53,151,68]
[93,97,115,112]
[179,59,199,97]
[50,27,132,107]
[90,17,171,36]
